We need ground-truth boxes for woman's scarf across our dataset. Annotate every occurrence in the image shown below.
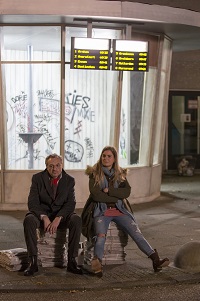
[93,166,135,220]
[100,166,118,189]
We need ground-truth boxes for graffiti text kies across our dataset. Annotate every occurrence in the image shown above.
[66,90,90,109]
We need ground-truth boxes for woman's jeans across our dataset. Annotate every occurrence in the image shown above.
[93,214,154,260]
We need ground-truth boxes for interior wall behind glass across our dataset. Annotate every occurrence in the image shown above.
[119,72,129,167]
[1,25,62,170]
[1,26,61,61]
[65,67,116,168]
[64,27,121,168]
[139,68,158,166]
[119,70,153,168]
[153,37,172,164]
[118,71,145,167]
[4,63,61,169]
[129,72,144,165]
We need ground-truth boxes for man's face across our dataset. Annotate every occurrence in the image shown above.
[46,157,62,178]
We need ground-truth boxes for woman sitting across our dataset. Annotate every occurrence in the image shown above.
[81,146,170,276]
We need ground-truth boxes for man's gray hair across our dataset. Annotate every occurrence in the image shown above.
[45,153,63,165]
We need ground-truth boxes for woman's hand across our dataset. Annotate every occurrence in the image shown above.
[103,188,109,193]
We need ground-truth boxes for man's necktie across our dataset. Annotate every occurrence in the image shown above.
[51,177,59,199]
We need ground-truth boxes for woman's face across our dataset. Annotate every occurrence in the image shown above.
[101,150,115,170]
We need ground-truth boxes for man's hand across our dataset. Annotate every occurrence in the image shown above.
[46,217,62,235]
[42,216,51,232]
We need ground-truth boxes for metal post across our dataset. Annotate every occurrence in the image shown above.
[87,20,92,38]
[126,24,132,40]
[27,45,34,169]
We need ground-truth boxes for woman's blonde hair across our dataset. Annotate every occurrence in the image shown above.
[93,146,126,185]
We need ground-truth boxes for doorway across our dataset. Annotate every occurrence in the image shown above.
[168,91,200,170]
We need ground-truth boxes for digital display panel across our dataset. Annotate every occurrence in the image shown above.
[112,40,149,72]
[70,37,111,70]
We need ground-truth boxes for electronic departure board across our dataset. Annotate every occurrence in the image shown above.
[70,37,111,70]
[112,39,149,72]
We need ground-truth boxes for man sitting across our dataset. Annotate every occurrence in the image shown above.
[23,153,82,276]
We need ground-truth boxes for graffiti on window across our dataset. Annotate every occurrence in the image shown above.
[7,89,96,168]
[65,140,84,162]
[85,137,94,158]
[119,108,127,159]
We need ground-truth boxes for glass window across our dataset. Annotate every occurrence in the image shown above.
[64,66,117,168]
[119,67,158,167]
[1,26,61,61]
[1,26,61,169]
[4,63,61,169]
[119,72,145,167]
[139,68,158,166]
[153,37,172,165]
[65,27,121,168]
[168,92,200,169]
[1,24,165,170]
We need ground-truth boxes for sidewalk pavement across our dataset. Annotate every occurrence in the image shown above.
[0,174,200,292]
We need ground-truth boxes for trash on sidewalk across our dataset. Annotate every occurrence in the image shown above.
[176,156,196,176]
[0,248,28,271]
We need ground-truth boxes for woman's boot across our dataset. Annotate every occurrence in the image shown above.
[149,249,170,272]
[91,256,103,277]
[24,255,38,276]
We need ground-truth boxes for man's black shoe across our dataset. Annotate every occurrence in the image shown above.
[24,255,39,276]
[67,257,83,275]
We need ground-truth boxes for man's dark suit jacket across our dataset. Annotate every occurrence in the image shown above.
[27,169,76,220]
